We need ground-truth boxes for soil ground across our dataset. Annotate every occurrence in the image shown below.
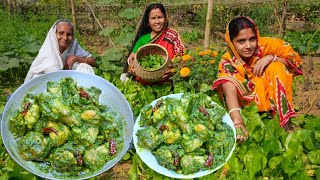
[294,56,320,116]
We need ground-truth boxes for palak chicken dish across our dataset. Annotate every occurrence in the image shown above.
[136,93,235,175]
[8,78,124,177]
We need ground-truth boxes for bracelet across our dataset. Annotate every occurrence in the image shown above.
[228,107,241,114]
[127,57,132,66]
[233,122,244,126]
[271,55,277,63]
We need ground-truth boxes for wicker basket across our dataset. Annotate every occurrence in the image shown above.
[133,44,169,82]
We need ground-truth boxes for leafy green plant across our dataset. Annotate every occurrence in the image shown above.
[171,48,223,93]
[181,28,204,44]
[284,30,320,55]
[247,3,274,36]
[0,9,56,83]
[288,0,320,23]
[139,54,165,70]
[1,1,320,179]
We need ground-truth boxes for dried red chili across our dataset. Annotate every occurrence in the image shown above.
[199,106,209,116]
[42,127,58,135]
[204,154,213,167]
[159,125,169,131]
[79,88,90,100]
[75,150,83,166]
[173,153,180,166]
[152,101,163,112]
[109,139,117,155]
[21,102,32,116]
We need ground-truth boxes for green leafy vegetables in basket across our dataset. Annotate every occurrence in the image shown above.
[136,92,235,175]
[139,54,165,70]
[8,78,125,178]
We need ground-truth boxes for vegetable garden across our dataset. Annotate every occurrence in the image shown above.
[0,0,320,179]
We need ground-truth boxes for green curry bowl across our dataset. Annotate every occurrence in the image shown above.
[1,71,134,179]
[133,93,236,179]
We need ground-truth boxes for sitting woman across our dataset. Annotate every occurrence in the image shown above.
[24,19,96,83]
[212,17,302,141]
[120,3,184,84]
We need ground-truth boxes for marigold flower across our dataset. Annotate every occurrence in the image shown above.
[205,49,211,55]
[210,59,215,64]
[182,54,191,61]
[180,67,191,78]
[198,51,205,56]
[211,51,219,57]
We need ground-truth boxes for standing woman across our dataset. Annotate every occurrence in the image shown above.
[212,17,302,141]
[120,3,184,83]
[24,19,96,83]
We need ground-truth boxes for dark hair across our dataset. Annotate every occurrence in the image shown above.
[122,3,168,73]
[130,4,168,52]
[228,17,256,41]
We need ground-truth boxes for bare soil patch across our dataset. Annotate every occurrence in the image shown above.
[294,56,320,116]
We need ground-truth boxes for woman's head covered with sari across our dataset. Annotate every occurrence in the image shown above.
[213,16,302,127]
[54,19,75,53]
[24,19,93,82]
[225,16,260,66]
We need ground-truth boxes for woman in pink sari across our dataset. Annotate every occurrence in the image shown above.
[120,3,184,84]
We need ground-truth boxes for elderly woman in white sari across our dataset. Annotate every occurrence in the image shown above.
[24,19,96,83]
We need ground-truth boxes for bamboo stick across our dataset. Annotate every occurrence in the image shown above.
[70,0,77,32]
[83,0,115,47]
[278,0,287,37]
[204,0,213,49]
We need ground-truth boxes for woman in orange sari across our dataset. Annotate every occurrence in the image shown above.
[212,17,302,141]
[120,3,184,84]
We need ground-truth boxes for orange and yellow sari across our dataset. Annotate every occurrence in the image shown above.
[212,18,302,127]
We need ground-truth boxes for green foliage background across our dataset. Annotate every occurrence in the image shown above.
[0,0,319,179]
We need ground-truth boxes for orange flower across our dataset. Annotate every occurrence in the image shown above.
[198,51,205,56]
[211,51,219,57]
[205,49,211,55]
[170,68,176,73]
[182,54,191,61]
[210,59,215,64]
[180,67,191,78]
